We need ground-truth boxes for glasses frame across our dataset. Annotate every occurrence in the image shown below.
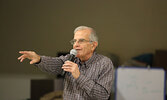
[70,39,93,45]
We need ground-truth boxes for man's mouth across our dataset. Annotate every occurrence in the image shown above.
[75,49,81,52]
[75,48,81,50]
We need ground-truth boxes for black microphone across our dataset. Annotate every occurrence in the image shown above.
[62,49,77,76]
[68,49,77,62]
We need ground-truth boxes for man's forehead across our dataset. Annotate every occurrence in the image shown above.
[74,35,89,41]
[74,30,91,37]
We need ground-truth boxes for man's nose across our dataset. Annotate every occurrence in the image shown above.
[73,41,80,47]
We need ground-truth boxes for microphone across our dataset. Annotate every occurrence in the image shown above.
[68,49,77,62]
[62,49,77,76]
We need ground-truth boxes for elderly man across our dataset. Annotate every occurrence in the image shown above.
[18,26,114,100]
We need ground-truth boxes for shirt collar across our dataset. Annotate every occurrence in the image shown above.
[75,52,97,68]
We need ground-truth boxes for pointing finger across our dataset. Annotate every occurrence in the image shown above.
[20,58,25,62]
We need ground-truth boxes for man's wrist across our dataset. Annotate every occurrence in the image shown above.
[35,56,41,64]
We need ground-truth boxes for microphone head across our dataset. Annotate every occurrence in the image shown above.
[70,49,77,56]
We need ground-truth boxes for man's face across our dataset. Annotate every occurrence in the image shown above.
[73,29,96,61]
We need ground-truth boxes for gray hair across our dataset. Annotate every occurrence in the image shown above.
[74,26,98,43]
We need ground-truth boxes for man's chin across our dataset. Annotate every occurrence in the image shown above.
[76,54,81,58]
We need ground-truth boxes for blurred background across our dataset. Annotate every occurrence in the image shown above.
[0,0,167,100]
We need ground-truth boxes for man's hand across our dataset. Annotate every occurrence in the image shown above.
[18,51,41,64]
[62,61,80,79]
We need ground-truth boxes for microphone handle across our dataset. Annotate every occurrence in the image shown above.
[61,54,75,76]
[68,54,75,62]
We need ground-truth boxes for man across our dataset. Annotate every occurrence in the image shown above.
[18,26,114,100]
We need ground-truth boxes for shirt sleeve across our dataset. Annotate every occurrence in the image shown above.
[34,55,69,75]
[75,58,114,100]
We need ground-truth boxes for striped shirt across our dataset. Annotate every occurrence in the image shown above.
[35,52,114,100]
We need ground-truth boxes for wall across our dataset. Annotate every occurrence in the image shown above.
[0,74,63,100]
[1,0,167,74]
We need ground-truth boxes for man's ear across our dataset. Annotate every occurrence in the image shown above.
[92,41,98,50]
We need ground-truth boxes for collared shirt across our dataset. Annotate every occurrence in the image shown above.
[35,52,114,100]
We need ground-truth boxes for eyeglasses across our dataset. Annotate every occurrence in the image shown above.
[70,39,93,45]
